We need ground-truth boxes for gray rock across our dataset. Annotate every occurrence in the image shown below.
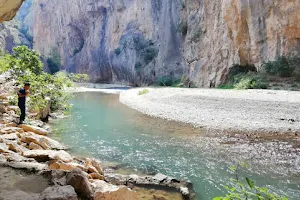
[66,168,93,198]
[38,185,78,200]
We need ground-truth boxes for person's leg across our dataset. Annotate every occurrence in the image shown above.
[19,104,25,123]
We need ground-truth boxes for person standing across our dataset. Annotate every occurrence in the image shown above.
[18,83,30,124]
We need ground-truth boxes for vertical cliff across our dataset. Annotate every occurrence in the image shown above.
[181,0,300,87]
[31,0,185,84]
[29,0,300,87]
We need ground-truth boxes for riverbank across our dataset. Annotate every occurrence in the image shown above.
[0,81,191,200]
[120,88,300,135]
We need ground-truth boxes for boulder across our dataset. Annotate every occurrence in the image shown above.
[6,122,18,127]
[66,168,93,198]
[48,160,86,171]
[91,180,137,200]
[18,124,48,136]
[7,105,19,112]
[0,93,8,100]
[0,127,23,134]
[39,170,68,186]
[40,97,51,122]
[0,105,6,113]
[89,173,105,180]
[7,162,47,172]
[104,174,127,185]
[23,150,72,162]
[0,132,19,140]
[20,132,65,150]
[38,185,78,200]
[85,158,103,174]
[29,142,44,150]
[0,154,7,163]
[7,141,28,153]
[0,143,9,153]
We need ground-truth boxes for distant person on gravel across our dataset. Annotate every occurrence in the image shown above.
[18,83,30,124]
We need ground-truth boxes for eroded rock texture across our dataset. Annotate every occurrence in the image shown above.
[10,0,300,86]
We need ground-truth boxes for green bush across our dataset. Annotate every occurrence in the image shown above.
[0,46,73,118]
[262,56,300,77]
[0,46,43,76]
[214,164,288,200]
[218,84,235,89]
[68,73,89,83]
[234,73,268,89]
[138,89,149,95]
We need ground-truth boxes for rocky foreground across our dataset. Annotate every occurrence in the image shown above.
[0,89,191,199]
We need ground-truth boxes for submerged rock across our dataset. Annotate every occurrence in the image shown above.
[38,185,78,200]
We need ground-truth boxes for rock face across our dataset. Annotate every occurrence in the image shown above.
[0,0,24,22]
[26,0,300,87]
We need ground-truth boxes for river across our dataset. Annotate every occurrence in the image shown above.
[51,92,300,200]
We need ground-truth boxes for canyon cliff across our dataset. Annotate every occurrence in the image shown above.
[15,0,300,86]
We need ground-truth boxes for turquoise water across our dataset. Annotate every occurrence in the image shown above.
[52,92,300,200]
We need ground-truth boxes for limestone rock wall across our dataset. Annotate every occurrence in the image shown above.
[29,0,300,86]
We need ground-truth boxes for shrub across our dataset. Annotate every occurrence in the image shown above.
[234,73,268,89]
[262,56,300,77]
[138,89,149,95]
[214,164,288,200]
[0,46,73,117]
[68,73,89,83]
[218,84,235,89]
[228,64,257,81]
[155,76,174,86]
[177,20,188,35]
[2,46,43,76]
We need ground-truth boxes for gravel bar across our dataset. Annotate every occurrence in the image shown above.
[120,88,300,133]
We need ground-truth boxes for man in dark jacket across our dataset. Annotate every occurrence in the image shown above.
[18,83,30,124]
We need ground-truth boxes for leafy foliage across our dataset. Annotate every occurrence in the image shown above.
[138,89,149,95]
[0,46,73,118]
[214,164,288,200]
[234,73,268,90]
[0,46,43,75]
[262,56,300,77]
[68,73,89,83]
[223,64,269,90]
